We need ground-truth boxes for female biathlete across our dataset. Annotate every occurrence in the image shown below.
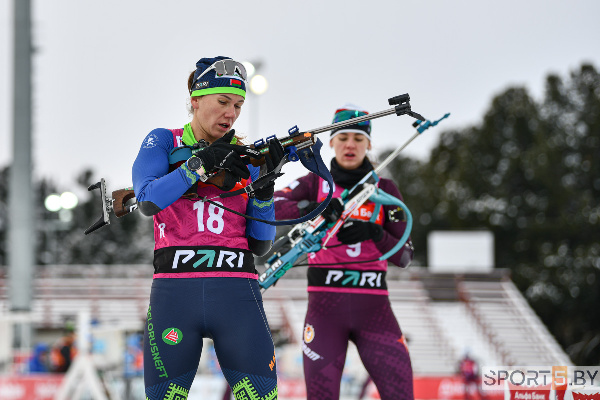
[133,56,282,400]
[274,104,415,400]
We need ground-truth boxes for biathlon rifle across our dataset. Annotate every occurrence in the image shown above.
[258,113,450,291]
[85,94,426,235]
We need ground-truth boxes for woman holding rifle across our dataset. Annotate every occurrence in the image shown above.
[133,56,282,399]
[274,104,415,400]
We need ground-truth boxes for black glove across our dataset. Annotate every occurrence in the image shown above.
[298,197,344,223]
[254,139,286,201]
[195,130,260,191]
[337,220,383,245]
[322,198,344,223]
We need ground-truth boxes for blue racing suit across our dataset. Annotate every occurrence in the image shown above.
[133,127,278,400]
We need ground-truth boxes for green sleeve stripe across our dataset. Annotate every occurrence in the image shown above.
[252,198,274,208]
[180,162,199,185]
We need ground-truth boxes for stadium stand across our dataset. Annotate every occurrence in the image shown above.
[0,264,571,376]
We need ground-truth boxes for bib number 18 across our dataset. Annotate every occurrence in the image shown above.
[194,201,225,234]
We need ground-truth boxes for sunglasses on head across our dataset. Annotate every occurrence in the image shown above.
[193,59,247,86]
[333,109,371,127]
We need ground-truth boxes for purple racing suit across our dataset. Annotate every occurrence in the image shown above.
[274,169,414,400]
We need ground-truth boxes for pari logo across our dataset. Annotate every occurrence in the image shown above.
[325,269,383,288]
[172,249,246,269]
[482,366,600,396]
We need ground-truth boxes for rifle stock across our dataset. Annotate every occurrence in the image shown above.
[112,188,137,217]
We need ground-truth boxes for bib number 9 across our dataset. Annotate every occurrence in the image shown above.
[346,243,361,258]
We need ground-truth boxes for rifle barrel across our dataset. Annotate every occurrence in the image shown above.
[309,108,398,135]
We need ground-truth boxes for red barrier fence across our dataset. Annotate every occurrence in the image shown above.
[0,375,63,400]
[0,374,517,400]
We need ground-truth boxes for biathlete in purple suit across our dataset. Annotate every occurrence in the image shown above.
[133,57,282,400]
[274,104,415,400]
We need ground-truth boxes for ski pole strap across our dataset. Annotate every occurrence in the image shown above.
[289,137,334,222]
[261,136,334,226]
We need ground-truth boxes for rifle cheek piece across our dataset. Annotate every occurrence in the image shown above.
[388,93,426,121]
[388,94,410,105]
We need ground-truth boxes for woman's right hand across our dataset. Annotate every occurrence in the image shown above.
[299,197,344,222]
[195,130,260,190]
[337,220,384,244]
[197,130,259,176]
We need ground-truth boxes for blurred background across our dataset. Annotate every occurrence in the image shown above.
[0,0,599,399]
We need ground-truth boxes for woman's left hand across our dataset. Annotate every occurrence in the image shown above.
[337,220,383,244]
[254,139,285,201]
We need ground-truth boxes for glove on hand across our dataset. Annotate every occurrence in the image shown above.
[337,220,383,245]
[322,198,344,223]
[299,198,344,223]
[195,130,260,191]
[254,139,286,201]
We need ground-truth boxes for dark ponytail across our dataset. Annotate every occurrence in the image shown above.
[187,71,195,95]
